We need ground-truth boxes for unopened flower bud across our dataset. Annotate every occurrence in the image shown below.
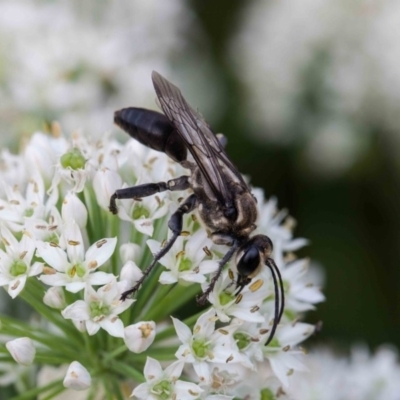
[6,337,36,366]
[120,260,143,288]
[43,287,66,309]
[120,242,141,264]
[63,361,91,391]
[92,168,122,210]
[62,192,88,228]
[124,321,156,353]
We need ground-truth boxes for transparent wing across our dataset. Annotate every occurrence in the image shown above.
[152,71,249,207]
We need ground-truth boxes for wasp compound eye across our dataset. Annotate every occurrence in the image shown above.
[237,246,260,278]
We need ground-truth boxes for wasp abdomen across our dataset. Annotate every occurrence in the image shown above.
[114,107,187,163]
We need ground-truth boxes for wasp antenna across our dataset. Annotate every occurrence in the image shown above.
[269,258,285,322]
[264,258,285,346]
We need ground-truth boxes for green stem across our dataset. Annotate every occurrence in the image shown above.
[110,360,145,383]
[142,283,201,321]
[10,379,63,400]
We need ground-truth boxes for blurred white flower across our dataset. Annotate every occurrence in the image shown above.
[0,0,197,139]
[43,286,66,309]
[63,361,91,391]
[288,345,400,400]
[232,0,400,175]
[6,337,36,366]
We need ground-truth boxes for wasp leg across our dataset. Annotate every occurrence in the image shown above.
[109,175,190,214]
[196,240,240,305]
[120,194,198,301]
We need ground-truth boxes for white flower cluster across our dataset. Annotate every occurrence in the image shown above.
[0,0,194,141]
[287,346,400,400]
[0,128,324,398]
[232,0,400,175]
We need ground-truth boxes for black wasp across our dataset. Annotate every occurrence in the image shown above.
[109,71,284,345]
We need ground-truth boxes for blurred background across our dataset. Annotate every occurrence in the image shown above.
[0,0,399,353]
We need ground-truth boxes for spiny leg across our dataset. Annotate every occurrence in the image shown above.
[264,258,285,346]
[109,175,190,214]
[196,241,240,305]
[120,194,198,301]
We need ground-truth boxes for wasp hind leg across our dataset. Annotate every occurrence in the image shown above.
[109,175,190,214]
[120,194,198,301]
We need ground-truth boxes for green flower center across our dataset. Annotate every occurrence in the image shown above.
[266,337,280,348]
[152,380,172,400]
[234,332,251,350]
[67,263,86,278]
[132,203,150,220]
[90,301,111,318]
[192,338,210,359]
[9,260,27,277]
[178,257,192,272]
[24,208,34,217]
[45,233,59,244]
[261,388,276,400]
[60,148,86,170]
[219,291,234,306]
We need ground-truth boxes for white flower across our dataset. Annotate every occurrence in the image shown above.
[23,205,63,243]
[132,357,202,400]
[253,191,308,253]
[24,131,69,186]
[147,229,217,285]
[50,142,95,193]
[6,337,36,366]
[124,321,156,353]
[205,269,268,324]
[0,172,46,230]
[280,258,325,314]
[61,281,134,337]
[0,227,42,298]
[37,220,116,292]
[116,182,169,237]
[173,309,243,383]
[263,321,314,387]
[63,361,91,391]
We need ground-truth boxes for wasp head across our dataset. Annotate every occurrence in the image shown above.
[235,235,273,295]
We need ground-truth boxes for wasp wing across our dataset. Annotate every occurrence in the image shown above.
[152,71,249,208]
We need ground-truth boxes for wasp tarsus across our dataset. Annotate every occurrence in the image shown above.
[110,71,284,346]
